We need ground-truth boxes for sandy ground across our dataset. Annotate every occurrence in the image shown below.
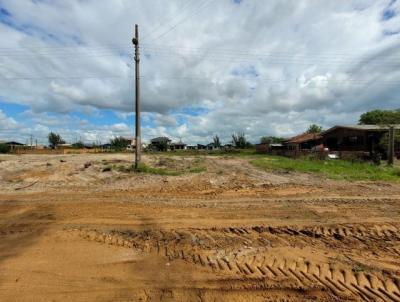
[0,153,400,301]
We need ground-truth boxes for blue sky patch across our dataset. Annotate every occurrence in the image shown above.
[382,8,396,20]
[0,101,29,118]
[0,6,64,44]
[382,0,397,21]
[0,7,12,18]
[172,106,209,117]
[72,109,122,126]
[383,29,400,36]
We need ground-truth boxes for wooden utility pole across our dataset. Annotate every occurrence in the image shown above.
[132,24,141,169]
[388,126,394,166]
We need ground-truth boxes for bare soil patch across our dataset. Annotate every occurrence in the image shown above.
[0,153,400,301]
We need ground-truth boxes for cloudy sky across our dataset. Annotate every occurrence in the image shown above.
[0,0,399,145]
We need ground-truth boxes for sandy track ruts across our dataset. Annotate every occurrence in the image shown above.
[69,223,400,302]
[1,154,400,301]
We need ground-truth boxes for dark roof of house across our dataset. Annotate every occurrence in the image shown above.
[323,124,400,134]
[285,133,322,144]
[4,141,25,145]
[151,137,171,143]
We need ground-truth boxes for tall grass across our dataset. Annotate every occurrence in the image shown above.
[251,156,400,181]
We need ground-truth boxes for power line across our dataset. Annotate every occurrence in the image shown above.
[1,74,400,87]
[0,41,396,59]
[141,0,197,40]
[1,45,398,68]
[143,0,212,42]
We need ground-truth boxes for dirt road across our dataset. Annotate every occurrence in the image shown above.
[0,153,400,301]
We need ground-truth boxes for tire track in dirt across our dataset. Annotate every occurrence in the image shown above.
[66,223,400,301]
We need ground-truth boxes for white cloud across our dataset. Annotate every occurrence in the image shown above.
[0,110,19,130]
[0,0,399,144]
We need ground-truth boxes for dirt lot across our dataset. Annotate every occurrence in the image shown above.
[0,153,400,301]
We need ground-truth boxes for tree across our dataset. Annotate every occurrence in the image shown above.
[359,109,400,125]
[110,136,130,150]
[157,141,168,151]
[260,136,286,144]
[213,135,221,148]
[232,132,251,149]
[0,144,11,154]
[306,124,323,134]
[48,132,65,149]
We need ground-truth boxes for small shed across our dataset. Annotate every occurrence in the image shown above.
[170,140,187,150]
[284,133,322,151]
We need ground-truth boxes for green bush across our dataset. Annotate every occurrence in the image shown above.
[0,144,11,154]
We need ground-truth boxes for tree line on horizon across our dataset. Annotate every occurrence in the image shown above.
[5,109,395,152]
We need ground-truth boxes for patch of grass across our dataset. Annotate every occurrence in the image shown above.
[101,161,206,176]
[188,166,207,173]
[135,163,181,176]
[251,155,400,181]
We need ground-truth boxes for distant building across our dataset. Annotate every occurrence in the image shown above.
[0,141,25,150]
[121,137,136,148]
[322,124,400,153]
[150,137,171,151]
[100,143,112,149]
[223,143,234,150]
[170,140,187,150]
[205,142,221,150]
[57,143,73,149]
[284,133,323,151]
[255,143,285,153]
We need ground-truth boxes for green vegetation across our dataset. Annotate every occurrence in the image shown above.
[358,109,400,150]
[101,158,206,176]
[260,136,286,144]
[135,163,181,176]
[251,155,400,181]
[188,166,207,173]
[72,141,84,149]
[213,135,221,148]
[306,124,323,133]
[0,144,11,154]
[359,109,400,125]
[231,132,252,149]
[48,132,65,149]
[110,136,130,150]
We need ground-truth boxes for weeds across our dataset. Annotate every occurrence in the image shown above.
[188,166,207,173]
[101,159,206,175]
[251,155,400,181]
[135,163,180,176]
